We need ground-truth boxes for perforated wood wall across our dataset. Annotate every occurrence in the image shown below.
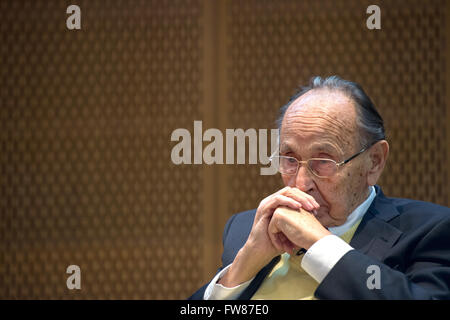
[0,0,204,299]
[225,0,449,214]
[0,0,448,299]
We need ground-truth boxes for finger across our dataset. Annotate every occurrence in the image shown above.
[270,232,284,252]
[280,186,320,207]
[274,193,315,212]
[267,194,303,213]
[278,187,319,210]
[256,192,301,219]
[281,187,320,210]
[267,216,283,252]
[274,232,293,253]
[268,214,297,253]
[256,196,300,222]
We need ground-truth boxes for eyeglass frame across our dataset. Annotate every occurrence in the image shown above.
[269,140,380,178]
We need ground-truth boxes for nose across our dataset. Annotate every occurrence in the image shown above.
[295,163,315,193]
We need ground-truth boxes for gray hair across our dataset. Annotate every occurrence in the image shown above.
[276,76,386,148]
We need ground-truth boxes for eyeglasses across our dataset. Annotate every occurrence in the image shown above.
[269,141,378,178]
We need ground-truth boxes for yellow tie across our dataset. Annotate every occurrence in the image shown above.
[251,219,362,300]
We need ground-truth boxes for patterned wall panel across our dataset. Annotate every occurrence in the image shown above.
[0,0,203,299]
[0,0,448,300]
[226,0,448,216]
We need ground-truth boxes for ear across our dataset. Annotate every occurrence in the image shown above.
[366,140,389,186]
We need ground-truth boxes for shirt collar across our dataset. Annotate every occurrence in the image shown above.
[328,186,376,236]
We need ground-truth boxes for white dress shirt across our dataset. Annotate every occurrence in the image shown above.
[204,186,377,300]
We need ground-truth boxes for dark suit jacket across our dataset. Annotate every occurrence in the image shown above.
[189,186,450,299]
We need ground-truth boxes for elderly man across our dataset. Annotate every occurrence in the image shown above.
[189,76,450,300]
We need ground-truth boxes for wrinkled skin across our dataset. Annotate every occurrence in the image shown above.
[219,88,389,287]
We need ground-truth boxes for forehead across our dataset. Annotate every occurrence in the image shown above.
[280,89,359,154]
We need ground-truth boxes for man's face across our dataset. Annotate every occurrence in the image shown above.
[280,89,371,228]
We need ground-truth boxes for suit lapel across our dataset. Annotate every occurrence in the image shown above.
[237,256,280,300]
[238,186,403,299]
[350,186,403,260]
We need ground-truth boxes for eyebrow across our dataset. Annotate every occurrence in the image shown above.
[309,142,340,154]
[280,141,341,156]
[279,142,296,154]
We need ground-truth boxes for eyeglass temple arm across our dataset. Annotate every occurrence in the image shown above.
[338,147,367,166]
[338,140,380,166]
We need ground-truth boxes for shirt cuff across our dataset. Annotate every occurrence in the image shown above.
[301,234,353,284]
[203,264,254,300]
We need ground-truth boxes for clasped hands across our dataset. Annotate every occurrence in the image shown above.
[219,186,332,287]
[250,186,332,258]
